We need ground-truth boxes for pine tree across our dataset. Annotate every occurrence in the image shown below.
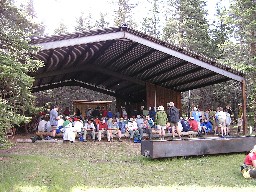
[141,0,162,38]
[163,0,211,56]
[95,13,110,29]
[54,22,68,34]
[74,12,96,32]
[112,0,138,28]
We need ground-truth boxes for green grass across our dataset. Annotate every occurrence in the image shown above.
[1,141,256,192]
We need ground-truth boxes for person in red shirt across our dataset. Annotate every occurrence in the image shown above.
[188,117,198,132]
[98,118,107,142]
[241,145,256,178]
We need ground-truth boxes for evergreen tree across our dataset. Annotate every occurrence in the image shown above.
[95,13,110,28]
[219,0,256,123]
[141,0,162,38]
[74,12,95,32]
[112,0,138,28]
[163,0,212,56]
[54,22,68,34]
[0,0,43,144]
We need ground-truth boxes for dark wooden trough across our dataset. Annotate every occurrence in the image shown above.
[141,136,256,159]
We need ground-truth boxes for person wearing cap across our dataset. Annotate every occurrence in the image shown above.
[127,118,138,141]
[168,102,181,139]
[155,105,168,140]
[241,145,256,178]
[188,117,198,132]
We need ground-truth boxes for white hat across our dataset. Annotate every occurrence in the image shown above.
[194,107,197,111]
[158,106,164,111]
[190,117,194,120]
[169,102,174,107]
[251,145,256,153]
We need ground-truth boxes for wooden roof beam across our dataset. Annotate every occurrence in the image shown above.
[34,65,145,86]
[125,32,245,82]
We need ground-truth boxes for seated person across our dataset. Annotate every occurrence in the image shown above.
[63,117,76,143]
[127,118,138,141]
[118,117,127,134]
[107,118,122,142]
[73,117,83,137]
[136,115,144,141]
[37,117,47,135]
[200,119,213,133]
[241,145,256,178]
[83,119,96,142]
[144,116,153,140]
[188,117,198,132]
[98,118,107,142]
[56,115,64,134]
[180,117,191,132]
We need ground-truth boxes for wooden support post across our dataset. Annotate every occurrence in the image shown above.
[242,79,247,135]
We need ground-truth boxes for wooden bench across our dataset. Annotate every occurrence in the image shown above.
[35,130,198,140]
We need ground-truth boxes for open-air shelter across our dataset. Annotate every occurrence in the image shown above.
[30,26,247,133]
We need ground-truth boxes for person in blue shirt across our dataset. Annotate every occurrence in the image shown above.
[180,117,191,132]
[200,119,213,133]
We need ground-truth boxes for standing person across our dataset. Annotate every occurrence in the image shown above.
[50,105,60,138]
[237,103,243,134]
[155,105,167,140]
[225,110,232,135]
[217,107,227,137]
[148,107,156,121]
[168,102,181,138]
[191,107,201,132]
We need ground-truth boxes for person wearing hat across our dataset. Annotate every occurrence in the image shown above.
[188,117,198,132]
[241,145,256,178]
[155,105,167,140]
[127,117,138,141]
[168,102,181,139]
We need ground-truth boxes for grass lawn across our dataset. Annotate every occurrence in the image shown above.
[0,138,256,192]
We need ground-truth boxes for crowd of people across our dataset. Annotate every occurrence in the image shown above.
[32,102,243,143]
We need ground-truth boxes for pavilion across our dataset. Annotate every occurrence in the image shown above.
[30,26,247,133]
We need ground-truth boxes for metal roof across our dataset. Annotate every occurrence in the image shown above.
[30,26,245,102]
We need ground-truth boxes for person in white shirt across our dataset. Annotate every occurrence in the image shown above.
[73,118,83,133]
[217,107,227,137]
[127,118,138,141]
[38,117,47,132]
